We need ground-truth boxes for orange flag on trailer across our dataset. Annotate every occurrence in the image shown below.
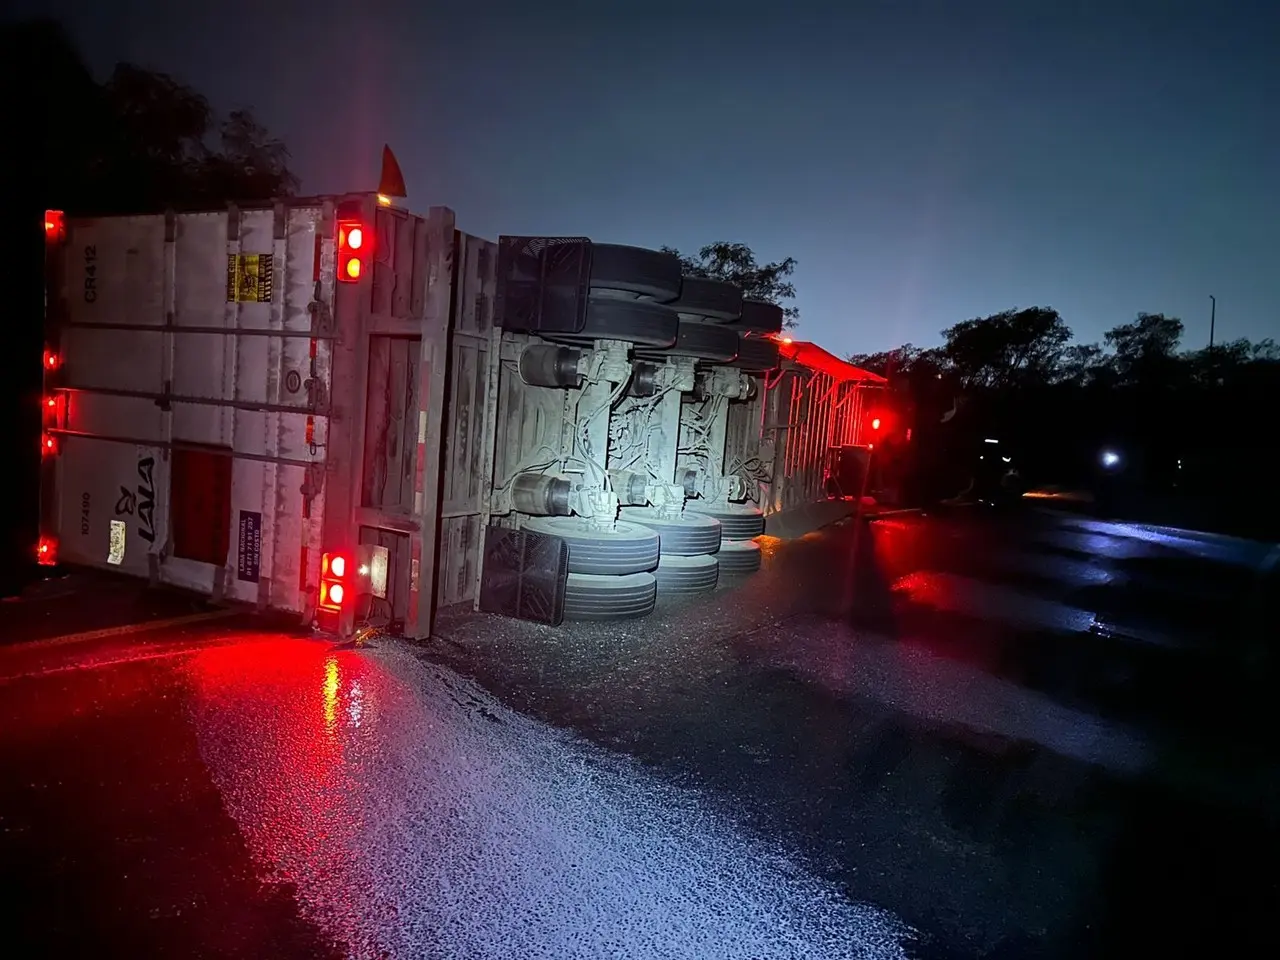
[379,145,407,198]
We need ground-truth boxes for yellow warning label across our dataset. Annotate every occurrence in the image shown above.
[226,253,275,303]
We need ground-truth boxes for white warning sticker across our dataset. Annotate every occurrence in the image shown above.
[108,519,127,565]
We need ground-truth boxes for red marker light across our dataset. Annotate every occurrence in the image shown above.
[44,394,64,427]
[42,433,58,456]
[44,349,61,371]
[871,418,881,431]
[337,219,367,284]
[319,551,348,611]
[37,536,58,566]
[44,210,66,244]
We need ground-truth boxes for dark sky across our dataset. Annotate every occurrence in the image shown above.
[18,0,1280,356]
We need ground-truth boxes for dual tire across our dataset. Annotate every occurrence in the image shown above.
[685,503,766,575]
[543,250,782,372]
[620,507,726,602]
[521,516,659,620]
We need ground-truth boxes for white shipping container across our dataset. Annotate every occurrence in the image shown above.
[47,203,334,612]
[41,196,472,637]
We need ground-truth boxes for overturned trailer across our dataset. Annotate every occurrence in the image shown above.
[39,196,884,636]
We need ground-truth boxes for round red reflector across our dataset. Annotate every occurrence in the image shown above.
[346,258,362,279]
[328,583,345,605]
[330,555,346,578]
[346,227,363,250]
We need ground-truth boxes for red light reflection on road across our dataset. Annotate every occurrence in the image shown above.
[183,639,397,953]
[869,516,926,581]
[323,656,340,732]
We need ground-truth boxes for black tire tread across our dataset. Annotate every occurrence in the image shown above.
[726,300,784,334]
[563,572,658,621]
[686,504,766,539]
[668,276,743,321]
[666,321,740,362]
[655,553,720,598]
[618,508,723,555]
[589,244,682,302]
[718,539,763,575]
[543,297,679,348]
[732,336,781,373]
[522,516,660,575]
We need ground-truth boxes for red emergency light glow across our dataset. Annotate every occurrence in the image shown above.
[871,418,881,431]
[43,349,61,372]
[337,220,366,284]
[42,433,58,456]
[37,536,57,566]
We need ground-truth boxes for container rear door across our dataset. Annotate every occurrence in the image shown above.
[49,206,333,614]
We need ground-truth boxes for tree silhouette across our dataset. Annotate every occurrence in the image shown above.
[663,242,800,329]
[2,18,300,592]
[939,307,1072,388]
[8,18,298,215]
[845,303,1280,531]
[1103,313,1184,386]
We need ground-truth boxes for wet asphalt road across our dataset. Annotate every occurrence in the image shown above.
[2,506,1278,958]
[432,506,1280,958]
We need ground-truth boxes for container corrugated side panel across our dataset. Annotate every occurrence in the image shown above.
[53,206,330,614]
